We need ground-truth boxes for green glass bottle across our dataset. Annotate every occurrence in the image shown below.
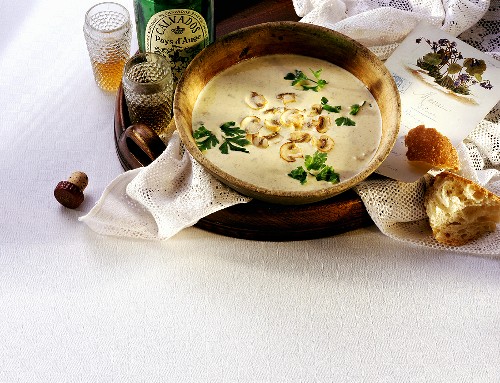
[133,0,214,83]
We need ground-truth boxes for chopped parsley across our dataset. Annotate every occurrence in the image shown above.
[349,101,366,115]
[219,121,250,154]
[288,167,308,185]
[304,151,327,171]
[335,116,356,126]
[193,125,219,151]
[315,165,340,183]
[288,151,340,185]
[284,68,327,92]
[219,121,245,137]
[320,97,341,113]
[193,121,250,154]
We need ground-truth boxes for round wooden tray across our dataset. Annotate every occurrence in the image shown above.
[114,86,373,241]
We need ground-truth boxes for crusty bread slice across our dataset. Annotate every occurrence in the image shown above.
[405,125,460,171]
[424,171,500,246]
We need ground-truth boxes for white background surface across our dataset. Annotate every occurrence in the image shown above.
[1,0,499,381]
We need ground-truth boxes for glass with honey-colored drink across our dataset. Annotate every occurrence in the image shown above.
[84,2,131,92]
[122,52,174,135]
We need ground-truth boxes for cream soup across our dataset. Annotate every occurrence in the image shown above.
[192,54,382,191]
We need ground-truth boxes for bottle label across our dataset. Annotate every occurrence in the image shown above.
[145,9,209,83]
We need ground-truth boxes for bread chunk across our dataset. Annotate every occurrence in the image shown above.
[405,125,460,171]
[424,171,500,246]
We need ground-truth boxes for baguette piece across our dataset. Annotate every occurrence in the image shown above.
[405,125,460,171]
[424,171,500,246]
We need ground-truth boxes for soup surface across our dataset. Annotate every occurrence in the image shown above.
[191,54,382,191]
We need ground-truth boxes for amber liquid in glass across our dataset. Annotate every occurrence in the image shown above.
[92,57,127,91]
[127,99,172,133]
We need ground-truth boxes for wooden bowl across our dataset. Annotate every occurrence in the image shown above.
[174,21,400,205]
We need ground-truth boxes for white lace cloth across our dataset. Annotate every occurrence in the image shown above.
[80,132,250,240]
[81,0,500,255]
[294,0,494,60]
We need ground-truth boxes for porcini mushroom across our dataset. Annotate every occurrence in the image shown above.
[313,115,331,133]
[277,92,297,105]
[280,142,304,162]
[251,135,269,148]
[314,135,335,152]
[245,91,268,110]
[289,131,311,143]
[241,116,262,134]
[280,109,304,130]
[309,104,322,116]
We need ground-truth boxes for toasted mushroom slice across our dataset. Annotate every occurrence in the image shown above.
[302,120,314,130]
[245,92,268,109]
[312,115,331,133]
[264,118,281,132]
[280,109,304,130]
[293,114,305,130]
[251,135,269,148]
[280,142,304,162]
[241,116,262,134]
[277,92,297,105]
[264,132,284,145]
[309,104,322,116]
[289,131,311,143]
[263,107,284,114]
[314,134,335,152]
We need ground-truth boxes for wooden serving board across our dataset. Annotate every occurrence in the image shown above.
[113,0,373,241]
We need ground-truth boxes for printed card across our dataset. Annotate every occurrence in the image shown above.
[377,21,500,182]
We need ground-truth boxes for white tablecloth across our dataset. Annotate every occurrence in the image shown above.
[1,1,499,381]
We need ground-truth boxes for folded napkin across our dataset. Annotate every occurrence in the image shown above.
[80,132,250,240]
[81,1,499,255]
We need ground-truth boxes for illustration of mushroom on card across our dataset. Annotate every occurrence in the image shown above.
[406,36,494,105]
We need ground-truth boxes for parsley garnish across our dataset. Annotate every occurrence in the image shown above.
[320,97,341,113]
[193,122,250,154]
[315,165,340,183]
[288,151,340,185]
[304,151,327,171]
[220,121,244,137]
[193,125,219,151]
[349,101,366,115]
[284,68,327,92]
[218,121,250,154]
[288,167,308,184]
[335,116,356,126]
